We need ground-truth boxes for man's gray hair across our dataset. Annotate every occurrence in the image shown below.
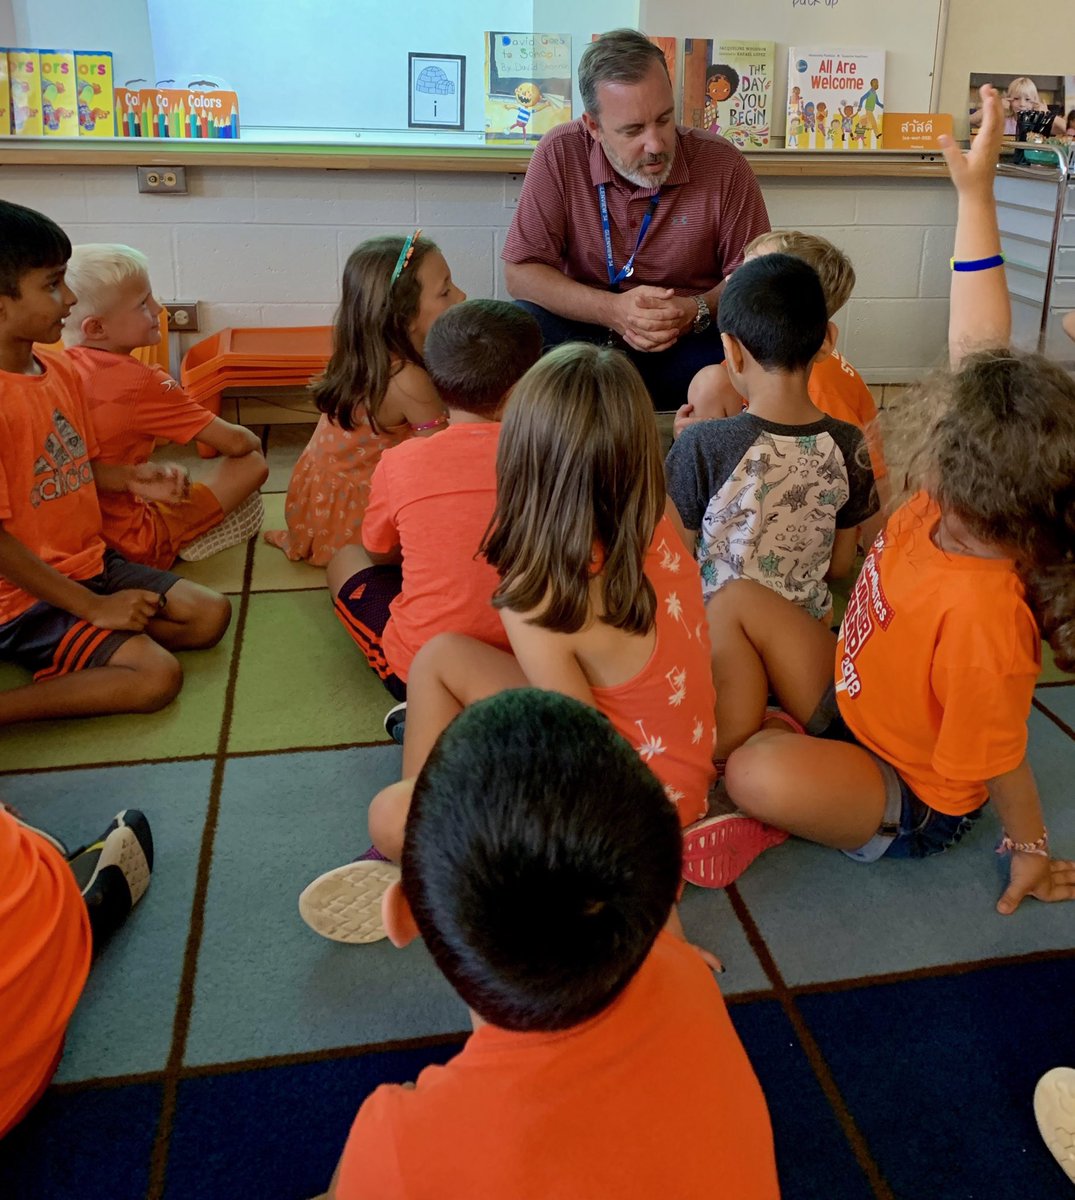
[579,29,668,117]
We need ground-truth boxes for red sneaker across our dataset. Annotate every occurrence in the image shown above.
[682,813,789,888]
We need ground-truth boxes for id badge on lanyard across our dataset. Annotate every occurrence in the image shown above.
[598,183,660,292]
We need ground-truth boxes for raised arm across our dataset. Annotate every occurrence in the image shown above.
[940,85,1010,366]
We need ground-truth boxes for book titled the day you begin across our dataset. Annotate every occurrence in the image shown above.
[786,48,886,150]
[683,40,774,149]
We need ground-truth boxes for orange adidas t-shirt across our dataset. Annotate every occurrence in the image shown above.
[0,351,106,625]
[361,422,509,681]
[835,493,1041,815]
[809,350,887,481]
[336,932,779,1200]
[0,809,91,1137]
[590,515,717,827]
[65,347,217,564]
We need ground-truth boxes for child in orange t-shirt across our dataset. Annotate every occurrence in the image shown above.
[709,89,1075,914]
[321,690,779,1200]
[0,202,232,728]
[328,300,542,704]
[264,231,466,565]
[0,804,153,1137]
[62,243,268,569]
[677,229,888,548]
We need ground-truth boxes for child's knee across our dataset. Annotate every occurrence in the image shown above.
[242,448,269,490]
[176,588,231,647]
[128,645,184,711]
[723,738,782,813]
[368,778,414,861]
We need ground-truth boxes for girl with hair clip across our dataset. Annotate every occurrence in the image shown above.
[265,232,465,565]
[701,87,1075,914]
[300,342,787,946]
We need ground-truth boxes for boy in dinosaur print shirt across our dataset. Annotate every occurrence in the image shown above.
[666,254,876,622]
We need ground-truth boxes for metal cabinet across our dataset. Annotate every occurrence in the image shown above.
[995,146,1075,361]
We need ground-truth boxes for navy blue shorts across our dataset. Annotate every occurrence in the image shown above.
[332,565,406,702]
[807,683,984,861]
[0,550,179,680]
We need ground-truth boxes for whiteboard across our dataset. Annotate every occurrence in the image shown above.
[639,0,948,126]
[146,0,637,142]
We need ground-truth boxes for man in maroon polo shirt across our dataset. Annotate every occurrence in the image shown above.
[502,29,770,410]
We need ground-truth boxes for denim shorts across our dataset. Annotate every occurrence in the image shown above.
[806,683,984,863]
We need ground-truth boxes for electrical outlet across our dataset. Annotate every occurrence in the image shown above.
[137,166,188,194]
[164,302,199,333]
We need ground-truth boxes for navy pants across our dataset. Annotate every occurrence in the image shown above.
[516,301,725,412]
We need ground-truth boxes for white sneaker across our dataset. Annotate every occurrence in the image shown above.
[178,492,265,562]
[1034,1067,1075,1184]
[298,858,400,944]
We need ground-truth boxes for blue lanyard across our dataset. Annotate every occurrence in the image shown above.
[598,184,659,290]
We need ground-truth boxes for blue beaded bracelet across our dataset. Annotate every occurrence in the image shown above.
[950,253,1005,272]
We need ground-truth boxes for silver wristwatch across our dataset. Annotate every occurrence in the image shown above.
[692,294,711,334]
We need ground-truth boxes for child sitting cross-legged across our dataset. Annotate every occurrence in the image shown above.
[0,202,230,727]
[713,87,1075,911]
[301,343,779,928]
[665,253,879,635]
[679,230,889,548]
[62,244,268,568]
[327,300,542,718]
[320,689,780,1200]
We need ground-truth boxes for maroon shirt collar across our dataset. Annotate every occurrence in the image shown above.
[586,125,691,193]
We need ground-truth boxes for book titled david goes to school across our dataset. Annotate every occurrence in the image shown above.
[786,49,886,150]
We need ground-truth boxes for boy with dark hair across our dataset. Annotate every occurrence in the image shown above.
[0,200,231,726]
[666,253,877,627]
[324,689,779,1200]
[677,229,888,546]
[327,300,542,728]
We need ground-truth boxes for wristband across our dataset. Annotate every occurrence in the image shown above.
[950,253,1005,272]
[996,828,1049,857]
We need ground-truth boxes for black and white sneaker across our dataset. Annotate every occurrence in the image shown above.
[383,701,407,746]
[68,809,154,953]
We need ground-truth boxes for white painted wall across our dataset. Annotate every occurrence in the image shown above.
[12,0,155,86]
[0,164,955,382]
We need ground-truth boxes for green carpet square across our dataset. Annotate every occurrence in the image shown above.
[252,492,328,593]
[173,539,249,594]
[0,624,235,769]
[228,591,388,752]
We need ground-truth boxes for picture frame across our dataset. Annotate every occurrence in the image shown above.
[408,52,465,131]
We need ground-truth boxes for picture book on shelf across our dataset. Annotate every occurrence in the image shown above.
[682,39,774,149]
[40,50,78,137]
[7,49,43,137]
[75,51,115,136]
[484,32,572,144]
[786,48,886,150]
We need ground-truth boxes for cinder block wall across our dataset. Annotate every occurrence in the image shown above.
[3,166,956,383]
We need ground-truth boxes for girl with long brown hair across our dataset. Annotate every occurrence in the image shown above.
[264,232,464,565]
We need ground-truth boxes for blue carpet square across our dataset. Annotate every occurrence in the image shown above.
[796,957,1075,1198]
[735,710,1075,985]
[166,1043,462,1199]
[0,1081,160,1200]
[731,1000,874,1200]
[0,760,213,1081]
[185,747,470,1066]
[1037,686,1075,734]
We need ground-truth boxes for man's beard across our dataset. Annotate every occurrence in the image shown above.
[603,143,673,189]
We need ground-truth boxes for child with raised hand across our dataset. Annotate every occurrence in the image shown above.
[322,690,779,1200]
[327,300,542,708]
[300,344,778,940]
[0,201,231,727]
[710,87,1075,913]
[265,231,465,566]
[63,244,268,568]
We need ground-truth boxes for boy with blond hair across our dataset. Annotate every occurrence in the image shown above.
[63,243,267,568]
[0,202,230,726]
